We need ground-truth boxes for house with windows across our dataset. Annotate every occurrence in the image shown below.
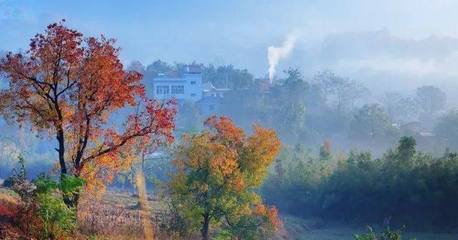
[150,65,234,116]
[151,65,203,102]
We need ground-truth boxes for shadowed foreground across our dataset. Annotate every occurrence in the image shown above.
[2,187,455,240]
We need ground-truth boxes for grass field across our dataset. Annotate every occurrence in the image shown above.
[84,190,458,240]
[1,187,457,239]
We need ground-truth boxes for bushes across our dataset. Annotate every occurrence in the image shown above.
[8,156,84,239]
[263,137,458,228]
[353,226,404,240]
[33,175,83,239]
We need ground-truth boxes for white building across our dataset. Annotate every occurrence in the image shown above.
[152,65,203,102]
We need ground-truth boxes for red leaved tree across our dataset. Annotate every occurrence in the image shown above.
[0,20,176,206]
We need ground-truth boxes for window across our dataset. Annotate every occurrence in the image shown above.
[156,86,169,94]
[171,85,184,94]
[190,81,196,85]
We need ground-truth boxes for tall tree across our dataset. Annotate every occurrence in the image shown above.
[435,110,458,148]
[202,64,254,90]
[0,21,176,205]
[382,91,419,123]
[314,70,368,112]
[268,68,308,142]
[127,60,146,74]
[350,104,397,140]
[144,60,173,79]
[170,116,281,240]
[415,85,446,115]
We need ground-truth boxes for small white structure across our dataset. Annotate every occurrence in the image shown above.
[198,82,230,116]
[202,82,230,98]
[152,65,203,102]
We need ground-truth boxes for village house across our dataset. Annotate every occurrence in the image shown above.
[151,65,203,102]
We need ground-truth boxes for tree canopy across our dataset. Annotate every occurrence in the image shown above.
[0,21,176,204]
[170,116,281,240]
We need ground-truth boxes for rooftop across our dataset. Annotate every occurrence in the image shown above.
[154,65,202,80]
[202,82,230,92]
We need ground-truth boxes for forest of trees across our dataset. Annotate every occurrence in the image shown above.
[0,22,282,240]
[2,20,458,240]
[122,49,458,237]
[135,60,456,155]
[262,137,458,229]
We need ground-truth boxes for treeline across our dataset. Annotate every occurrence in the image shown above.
[137,60,458,155]
[262,137,458,228]
[1,52,456,180]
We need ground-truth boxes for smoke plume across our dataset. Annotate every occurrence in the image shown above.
[268,33,298,82]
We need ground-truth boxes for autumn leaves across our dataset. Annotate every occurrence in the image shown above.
[0,21,282,239]
[170,116,281,239]
[0,21,176,206]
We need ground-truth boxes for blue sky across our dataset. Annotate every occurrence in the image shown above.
[2,0,458,81]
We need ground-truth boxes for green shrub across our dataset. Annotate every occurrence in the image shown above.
[33,174,84,239]
[353,226,407,240]
[8,156,85,239]
[263,137,458,228]
[35,188,77,239]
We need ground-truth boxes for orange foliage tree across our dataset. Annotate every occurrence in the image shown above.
[0,21,176,205]
[170,116,281,240]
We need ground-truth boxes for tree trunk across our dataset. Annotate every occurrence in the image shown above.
[56,129,81,208]
[201,213,210,240]
[63,189,80,208]
[56,129,67,175]
[57,129,76,207]
[72,191,80,208]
